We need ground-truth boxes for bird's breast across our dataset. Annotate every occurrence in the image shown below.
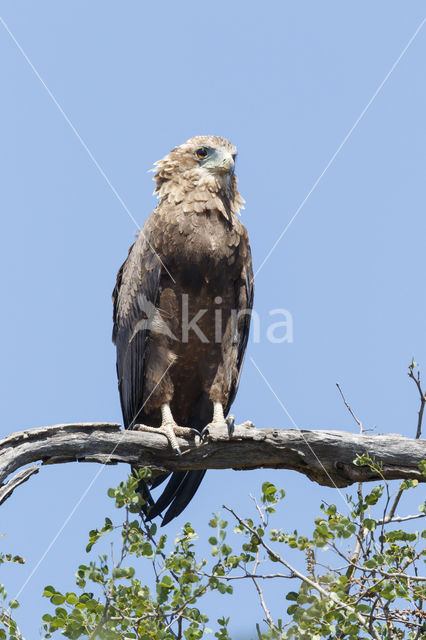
[155,208,246,281]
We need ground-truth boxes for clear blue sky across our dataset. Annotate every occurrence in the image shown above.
[1,2,425,637]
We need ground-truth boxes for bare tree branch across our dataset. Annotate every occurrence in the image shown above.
[0,465,39,505]
[336,383,364,433]
[376,513,425,526]
[0,421,425,505]
[387,361,426,521]
[408,361,426,440]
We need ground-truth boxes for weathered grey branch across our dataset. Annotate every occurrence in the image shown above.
[0,422,425,505]
[0,465,39,505]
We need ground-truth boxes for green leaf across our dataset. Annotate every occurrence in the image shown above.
[287,604,300,615]
[365,486,383,505]
[381,586,396,601]
[160,575,172,587]
[364,518,376,531]
[42,586,56,598]
[112,566,135,579]
[363,559,377,569]
[141,542,153,557]
[356,604,371,614]
[262,482,276,495]
[65,593,78,605]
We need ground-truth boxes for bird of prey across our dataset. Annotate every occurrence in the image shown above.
[112,135,253,525]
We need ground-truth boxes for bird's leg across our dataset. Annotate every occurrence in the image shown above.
[134,403,198,456]
[212,402,226,424]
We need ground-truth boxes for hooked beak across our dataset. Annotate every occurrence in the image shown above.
[206,150,235,175]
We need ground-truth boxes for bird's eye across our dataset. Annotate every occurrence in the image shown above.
[196,147,209,159]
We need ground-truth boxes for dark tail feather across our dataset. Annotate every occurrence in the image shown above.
[137,480,154,514]
[145,472,188,521]
[161,470,207,526]
[132,466,171,514]
[133,471,170,514]
[150,473,171,490]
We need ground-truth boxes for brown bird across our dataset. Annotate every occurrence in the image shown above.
[112,136,253,525]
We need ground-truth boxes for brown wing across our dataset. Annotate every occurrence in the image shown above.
[112,217,162,429]
[113,216,207,526]
[226,246,254,415]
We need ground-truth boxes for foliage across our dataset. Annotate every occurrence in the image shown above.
[36,461,426,640]
[249,466,426,639]
[41,469,234,640]
[0,470,425,639]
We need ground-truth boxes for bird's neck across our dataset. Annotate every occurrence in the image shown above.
[157,172,244,222]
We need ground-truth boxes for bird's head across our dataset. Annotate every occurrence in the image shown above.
[152,136,244,215]
[188,137,236,176]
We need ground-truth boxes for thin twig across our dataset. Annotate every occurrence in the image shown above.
[336,383,364,432]
[201,571,294,581]
[408,362,426,439]
[336,384,367,605]
[252,575,277,631]
[163,586,208,633]
[250,545,280,633]
[413,563,424,640]
[376,512,425,526]
[387,362,426,522]
[250,493,266,528]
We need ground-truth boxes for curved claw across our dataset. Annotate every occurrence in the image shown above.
[199,417,234,441]
[226,414,235,437]
[199,424,210,440]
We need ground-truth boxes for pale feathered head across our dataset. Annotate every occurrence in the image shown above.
[152,136,244,217]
